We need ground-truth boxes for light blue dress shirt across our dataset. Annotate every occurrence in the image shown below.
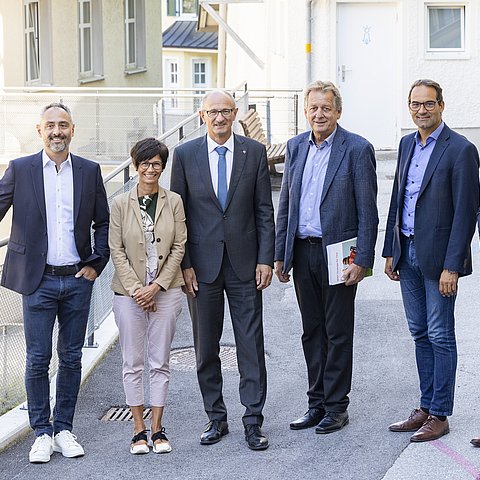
[297,129,336,238]
[401,122,445,236]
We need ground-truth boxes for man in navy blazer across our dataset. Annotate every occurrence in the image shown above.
[171,90,274,450]
[0,103,109,462]
[383,79,479,442]
[275,81,378,434]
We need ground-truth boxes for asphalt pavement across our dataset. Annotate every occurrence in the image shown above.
[0,153,479,480]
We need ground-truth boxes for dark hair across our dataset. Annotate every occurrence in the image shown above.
[130,137,169,169]
[41,102,72,119]
[408,79,443,103]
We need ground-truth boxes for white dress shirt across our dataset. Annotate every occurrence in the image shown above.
[206,134,234,195]
[42,150,81,266]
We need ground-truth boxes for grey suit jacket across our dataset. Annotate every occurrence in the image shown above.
[170,134,275,283]
[275,125,378,274]
[0,151,110,295]
[382,124,480,280]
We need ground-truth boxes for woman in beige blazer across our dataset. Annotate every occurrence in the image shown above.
[109,138,186,455]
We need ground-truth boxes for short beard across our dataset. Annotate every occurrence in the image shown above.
[49,140,68,153]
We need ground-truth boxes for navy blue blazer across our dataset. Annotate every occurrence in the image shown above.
[0,151,110,295]
[382,124,480,280]
[170,134,275,283]
[275,125,378,273]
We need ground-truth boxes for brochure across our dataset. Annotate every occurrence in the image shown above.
[326,237,373,286]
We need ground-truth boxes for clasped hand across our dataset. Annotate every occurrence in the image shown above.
[132,283,160,312]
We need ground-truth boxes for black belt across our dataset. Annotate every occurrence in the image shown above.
[44,264,81,276]
[401,234,414,240]
[298,236,323,244]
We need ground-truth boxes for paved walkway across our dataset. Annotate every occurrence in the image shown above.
[1,155,479,480]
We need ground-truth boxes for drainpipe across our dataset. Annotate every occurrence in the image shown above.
[217,3,227,88]
[306,0,312,84]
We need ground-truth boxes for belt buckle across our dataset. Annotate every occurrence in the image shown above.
[50,265,57,275]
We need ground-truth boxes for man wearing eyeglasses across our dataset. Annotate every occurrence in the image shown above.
[383,79,479,442]
[170,90,274,450]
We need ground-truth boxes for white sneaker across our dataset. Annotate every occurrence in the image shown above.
[53,430,85,458]
[29,434,53,463]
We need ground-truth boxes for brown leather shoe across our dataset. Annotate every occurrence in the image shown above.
[410,416,449,442]
[471,437,480,447]
[388,408,428,432]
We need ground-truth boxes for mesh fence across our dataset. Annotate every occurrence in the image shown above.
[0,87,298,416]
[0,103,205,417]
[0,92,201,164]
[0,177,138,416]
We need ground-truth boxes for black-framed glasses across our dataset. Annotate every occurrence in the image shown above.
[204,108,235,119]
[139,161,162,171]
[409,101,439,112]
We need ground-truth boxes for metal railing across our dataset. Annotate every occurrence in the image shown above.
[0,82,301,416]
[0,100,207,416]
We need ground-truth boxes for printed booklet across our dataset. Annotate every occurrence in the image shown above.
[326,237,372,285]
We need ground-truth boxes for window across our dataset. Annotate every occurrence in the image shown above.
[192,59,209,110]
[164,59,179,109]
[125,0,146,72]
[427,5,465,51]
[78,0,104,82]
[125,0,136,66]
[23,0,52,85]
[79,0,92,75]
[167,0,198,17]
[193,61,206,86]
[24,1,40,82]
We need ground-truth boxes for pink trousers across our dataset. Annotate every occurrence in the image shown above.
[113,287,182,407]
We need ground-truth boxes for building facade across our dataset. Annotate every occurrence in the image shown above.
[162,0,217,114]
[0,0,163,88]
[222,0,480,150]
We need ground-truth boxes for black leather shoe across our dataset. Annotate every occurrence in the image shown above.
[315,411,349,434]
[290,407,325,430]
[244,424,269,450]
[200,420,229,445]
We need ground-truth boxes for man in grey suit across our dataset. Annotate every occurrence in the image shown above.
[275,80,378,434]
[383,79,479,442]
[170,90,275,450]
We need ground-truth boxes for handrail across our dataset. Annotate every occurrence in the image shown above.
[103,158,132,184]
[159,111,200,141]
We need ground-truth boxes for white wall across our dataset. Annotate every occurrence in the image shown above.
[224,0,480,147]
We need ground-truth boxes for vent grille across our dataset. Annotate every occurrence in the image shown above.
[170,345,238,371]
[101,407,152,422]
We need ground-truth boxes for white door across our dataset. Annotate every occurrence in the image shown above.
[336,3,398,149]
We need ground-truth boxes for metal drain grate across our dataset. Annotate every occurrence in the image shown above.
[101,406,152,422]
[170,345,238,371]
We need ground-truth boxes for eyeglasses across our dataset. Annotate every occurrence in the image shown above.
[204,108,235,119]
[139,161,162,171]
[409,101,439,112]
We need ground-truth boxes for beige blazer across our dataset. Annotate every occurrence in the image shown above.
[109,185,186,296]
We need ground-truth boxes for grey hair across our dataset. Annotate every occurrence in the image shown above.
[41,102,73,119]
[201,90,237,110]
[304,80,342,112]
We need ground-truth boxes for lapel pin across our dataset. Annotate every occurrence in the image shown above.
[242,150,246,154]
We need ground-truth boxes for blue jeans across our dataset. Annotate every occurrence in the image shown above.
[22,273,94,436]
[398,236,457,416]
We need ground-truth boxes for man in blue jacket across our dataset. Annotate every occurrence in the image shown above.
[0,103,109,462]
[383,79,479,442]
[275,80,378,434]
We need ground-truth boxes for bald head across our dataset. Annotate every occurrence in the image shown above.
[200,90,238,145]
